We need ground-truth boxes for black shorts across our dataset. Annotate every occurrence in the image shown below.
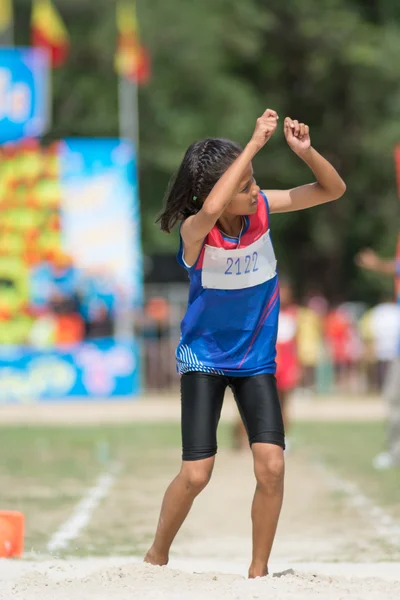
[181,371,285,461]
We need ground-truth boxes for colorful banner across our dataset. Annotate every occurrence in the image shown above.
[0,47,50,143]
[0,138,142,401]
[0,338,140,402]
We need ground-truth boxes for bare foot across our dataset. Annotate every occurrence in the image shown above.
[248,566,269,579]
[144,547,169,567]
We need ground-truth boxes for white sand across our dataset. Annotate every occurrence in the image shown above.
[1,557,400,600]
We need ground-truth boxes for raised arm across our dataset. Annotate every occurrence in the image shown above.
[355,249,396,275]
[265,118,346,214]
[181,109,279,249]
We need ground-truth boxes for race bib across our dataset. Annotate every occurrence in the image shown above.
[201,230,277,290]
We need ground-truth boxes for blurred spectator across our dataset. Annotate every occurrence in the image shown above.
[137,296,173,391]
[324,305,357,390]
[50,293,85,346]
[297,297,323,391]
[79,269,117,339]
[356,244,400,469]
[85,302,114,339]
[275,280,300,430]
[360,298,400,391]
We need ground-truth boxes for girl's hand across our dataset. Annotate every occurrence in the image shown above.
[284,117,311,156]
[249,109,279,152]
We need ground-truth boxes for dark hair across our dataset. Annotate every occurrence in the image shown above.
[157,138,242,233]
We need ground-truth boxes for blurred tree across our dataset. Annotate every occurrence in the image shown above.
[12,0,400,301]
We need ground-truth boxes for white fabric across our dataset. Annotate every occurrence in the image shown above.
[369,303,400,361]
[201,230,277,290]
[277,312,297,343]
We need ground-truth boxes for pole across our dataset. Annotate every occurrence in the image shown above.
[118,74,138,150]
[117,73,142,390]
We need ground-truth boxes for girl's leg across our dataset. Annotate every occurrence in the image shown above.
[145,457,215,565]
[145,372,227,565]
[250,443,284,578]
[231,374,285,578]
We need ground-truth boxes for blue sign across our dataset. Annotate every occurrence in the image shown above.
[0,47,50,143]
[0,339,141,403]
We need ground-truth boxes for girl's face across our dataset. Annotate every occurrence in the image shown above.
[224,164,260,216]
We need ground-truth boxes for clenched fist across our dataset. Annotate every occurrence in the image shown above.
[284,117,311,156]
[249,109,279,151]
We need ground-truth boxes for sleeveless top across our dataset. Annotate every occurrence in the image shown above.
[176,191,280,377]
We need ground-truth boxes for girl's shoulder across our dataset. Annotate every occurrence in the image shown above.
[177,219,209,271]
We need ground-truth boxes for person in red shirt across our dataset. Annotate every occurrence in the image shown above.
[275,280,301,430]
[324,305,354,389]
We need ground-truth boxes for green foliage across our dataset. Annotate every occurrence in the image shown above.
[13,0,400,301]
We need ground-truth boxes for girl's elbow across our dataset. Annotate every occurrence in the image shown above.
[332,179,346,200]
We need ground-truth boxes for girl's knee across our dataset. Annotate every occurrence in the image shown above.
[253,446,285,493]
[180,458,214,493]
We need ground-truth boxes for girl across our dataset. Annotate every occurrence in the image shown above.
[145,109,346,578]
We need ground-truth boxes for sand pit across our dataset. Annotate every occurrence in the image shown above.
[1,558,400,600]
[1,402,398,599]
[2,451,400,599]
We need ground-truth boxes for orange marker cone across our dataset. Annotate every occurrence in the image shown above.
[0,511,24,558]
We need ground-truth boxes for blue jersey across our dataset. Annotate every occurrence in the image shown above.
[176,192,280,377]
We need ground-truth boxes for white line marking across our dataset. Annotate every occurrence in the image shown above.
[316,462,400,549]
[47,463,121,553]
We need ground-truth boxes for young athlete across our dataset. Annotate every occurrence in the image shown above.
[145,109,346,578]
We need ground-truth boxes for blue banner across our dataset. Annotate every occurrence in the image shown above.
[0,47,50,143]
[0,339,140,403]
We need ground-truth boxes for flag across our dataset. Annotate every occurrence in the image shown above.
[31,0,69,68]
[0,0,12,33]
[115,0,150,84]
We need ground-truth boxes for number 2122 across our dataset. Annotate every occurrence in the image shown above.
[225,252,258,276]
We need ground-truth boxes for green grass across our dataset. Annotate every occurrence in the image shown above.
[292,421,400,518]
[0,420,398,557]
[0,423,232,555]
